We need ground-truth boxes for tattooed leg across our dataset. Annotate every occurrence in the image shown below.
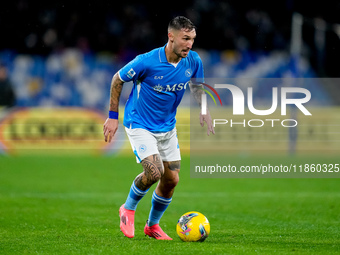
[134,154,164,191]
[155,160,181,198]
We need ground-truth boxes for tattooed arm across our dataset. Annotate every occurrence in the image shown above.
[189,83,215,136]
[103,73,124,142]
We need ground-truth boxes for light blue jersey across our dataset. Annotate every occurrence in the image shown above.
[119,45,204,132]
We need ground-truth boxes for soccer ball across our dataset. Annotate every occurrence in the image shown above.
[176,211,210,242]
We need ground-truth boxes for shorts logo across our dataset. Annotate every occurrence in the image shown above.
[127,68,136,79]
[185,69,192,77]
[139,144,147,153]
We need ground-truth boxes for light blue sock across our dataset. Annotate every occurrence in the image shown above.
[148,191,172,226]
[124,181,149,211]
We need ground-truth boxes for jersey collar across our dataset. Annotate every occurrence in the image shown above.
[159,44,183,67]
[159,44,168,63]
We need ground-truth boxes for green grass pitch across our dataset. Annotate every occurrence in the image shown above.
[0,154,339,254]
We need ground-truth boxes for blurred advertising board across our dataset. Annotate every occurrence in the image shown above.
[0,107,123,155]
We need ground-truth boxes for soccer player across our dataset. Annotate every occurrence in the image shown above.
[103,16,214,240]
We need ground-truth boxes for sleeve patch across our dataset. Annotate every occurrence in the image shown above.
[127,68,136,79]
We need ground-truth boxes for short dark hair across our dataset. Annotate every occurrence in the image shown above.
[168,16,195,32]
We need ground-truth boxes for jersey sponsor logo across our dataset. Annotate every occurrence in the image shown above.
[185,69,192,77]
[127,68,136,79]
[153,84,164,93]
[154,76,163,80]
[152,81,190,93]
[165,82,189,92]
[153,82,190,93]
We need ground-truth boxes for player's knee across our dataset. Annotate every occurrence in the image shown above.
[141,156,164,185]
[172,174,179,188]
[165,174,179,190]
[149,166,163,184]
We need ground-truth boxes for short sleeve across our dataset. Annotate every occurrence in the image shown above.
[118,55,145,82]
[191,53,204,83]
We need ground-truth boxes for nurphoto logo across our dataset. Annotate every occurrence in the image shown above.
[201,83,312,128]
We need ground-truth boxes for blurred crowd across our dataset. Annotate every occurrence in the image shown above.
[1,0,338,55]
[0,0,339,110]
[0,63,15,107]
[0,0,340,75]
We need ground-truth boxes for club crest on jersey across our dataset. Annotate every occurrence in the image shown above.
[127,68,136,79]
[185,69,192,77]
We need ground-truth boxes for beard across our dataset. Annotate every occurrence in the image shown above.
[174,47,190,59]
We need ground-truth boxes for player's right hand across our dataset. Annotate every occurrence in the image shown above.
[103,118,119,143]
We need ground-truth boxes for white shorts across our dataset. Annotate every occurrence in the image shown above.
[125,127,181,163]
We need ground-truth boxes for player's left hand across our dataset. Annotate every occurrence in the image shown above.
[200,110,215,136]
